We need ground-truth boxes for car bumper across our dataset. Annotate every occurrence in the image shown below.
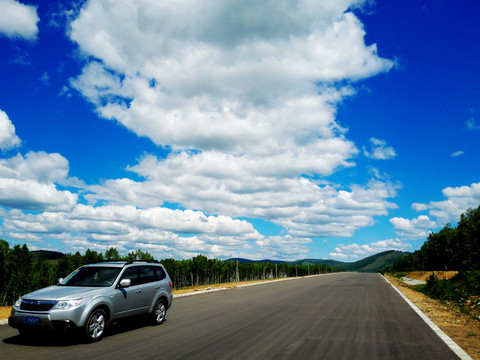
[9,307,82,332]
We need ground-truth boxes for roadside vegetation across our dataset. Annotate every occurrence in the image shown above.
[385,205,480,321]
[417,272,480,321]
[0,241,340,306]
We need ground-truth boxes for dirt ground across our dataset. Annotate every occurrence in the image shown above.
[401,270,459,281]
[1,274,479,359]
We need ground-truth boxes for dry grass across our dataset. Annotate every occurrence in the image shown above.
[0,307,11,320]
[402,271,459,281]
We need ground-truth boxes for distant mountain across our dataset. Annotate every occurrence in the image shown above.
[228,250,410,273]
[289,258,346,268]
[31,250,64,261]
[227,258,285,264]
[30,249,408,272]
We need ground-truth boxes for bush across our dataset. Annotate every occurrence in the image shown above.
[421,271,480,302]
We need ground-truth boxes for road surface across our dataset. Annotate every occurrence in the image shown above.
[0,273,461,359]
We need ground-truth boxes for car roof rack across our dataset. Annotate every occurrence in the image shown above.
[124,259,160,266]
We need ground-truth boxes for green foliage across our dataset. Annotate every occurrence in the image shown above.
[418,271,480,319]
[386,204,480,272]
[0,240,342,305]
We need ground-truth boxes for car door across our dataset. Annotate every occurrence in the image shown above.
[113,266,145,317]
[137,266,159,310]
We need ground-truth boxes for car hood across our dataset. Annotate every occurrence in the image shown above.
[22,285,105,300]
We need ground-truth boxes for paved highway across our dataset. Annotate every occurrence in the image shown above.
[0,273,461,359]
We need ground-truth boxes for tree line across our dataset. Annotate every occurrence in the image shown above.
[0,240,339,306]
[386,205,480,272]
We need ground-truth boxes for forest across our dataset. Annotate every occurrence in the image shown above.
[386,205,480,272]
[0,242,339,306]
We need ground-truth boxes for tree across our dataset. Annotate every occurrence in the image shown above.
[84,249,103,264]
[105,247,121,260]
[127,249,154,261]
[457,205,480,270]
[31,259,53,290]
[192,255,208,285]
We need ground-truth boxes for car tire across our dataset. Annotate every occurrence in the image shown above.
[84,308,107,342]
[151,299,167,325]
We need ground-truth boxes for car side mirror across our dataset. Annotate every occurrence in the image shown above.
[119,279,131,288]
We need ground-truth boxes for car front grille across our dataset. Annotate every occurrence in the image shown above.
[20,299,57,311]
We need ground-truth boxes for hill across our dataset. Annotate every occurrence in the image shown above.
[227,258,285,264]
[229,250,410,273]
[340,250,410,272]
[30,250,64,261]
[30,249,409,273]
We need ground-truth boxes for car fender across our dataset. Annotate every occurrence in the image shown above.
[149,289,171,313]
[78,295,113,327]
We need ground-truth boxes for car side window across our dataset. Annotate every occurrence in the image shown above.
[155,266,166,280]
[121,267,140,286]
[139,266,156,284]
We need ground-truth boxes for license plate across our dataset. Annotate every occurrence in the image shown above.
[21,316,39,325]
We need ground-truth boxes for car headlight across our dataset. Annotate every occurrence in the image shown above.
[52,299,82,310]
[14,298,22,308]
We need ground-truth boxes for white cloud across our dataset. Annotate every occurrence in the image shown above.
[0,151,77,211]
[414,182,480,225]
[330,238,411,259]
[83,151,398,238]
[466,118,480,130]
[69,0,392,158]
[451,150,464,157]
[1,1,401,260]
[0,204,269,259]
[0,109,21,150]
[363,137,396,160]
[389,215,436,240]
[0,0,39,40]
[393,182,480,240]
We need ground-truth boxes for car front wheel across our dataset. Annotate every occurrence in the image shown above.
[85,308,106,342]
[151,299,166,325]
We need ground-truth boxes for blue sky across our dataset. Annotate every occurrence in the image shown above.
[0,0,479,261]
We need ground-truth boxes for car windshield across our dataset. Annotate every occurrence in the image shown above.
[59,267,121,287]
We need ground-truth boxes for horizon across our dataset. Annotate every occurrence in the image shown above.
[28,244,407,264]
[1,0,479,262]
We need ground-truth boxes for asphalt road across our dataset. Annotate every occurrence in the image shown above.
[0,273,461,360]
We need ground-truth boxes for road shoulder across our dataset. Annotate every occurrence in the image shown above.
[385,275,479,360]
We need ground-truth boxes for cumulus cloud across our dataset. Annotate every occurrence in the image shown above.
[0,204,267,259]
[363,137,396,160]
[392,182,480,240]
[1,0,401,260]
[84,152,398,238]
[0,151,77,211]
[0,0,39,40]
[69,0,392,157]
[389,215,436,240]
[0,109,21,150]
[330,238,411,259]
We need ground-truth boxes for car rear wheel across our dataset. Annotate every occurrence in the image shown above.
[151,299,166,325]
[85,308,106,342]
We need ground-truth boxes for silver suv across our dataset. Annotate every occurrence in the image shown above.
[9,260,173,342]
